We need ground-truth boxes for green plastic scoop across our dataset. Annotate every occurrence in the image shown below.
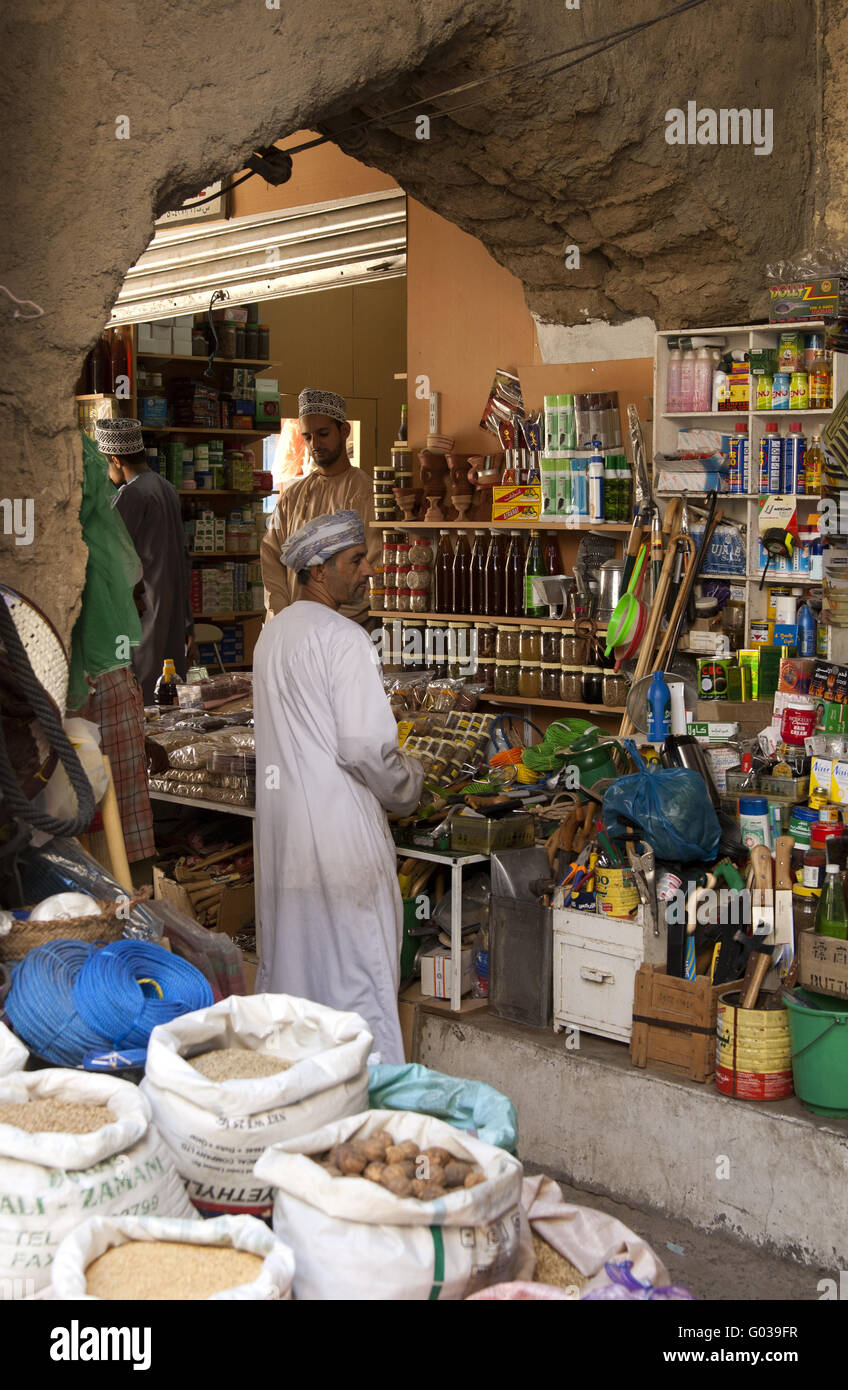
[605,544,647,656]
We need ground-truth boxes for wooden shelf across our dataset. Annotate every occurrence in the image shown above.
[370,520,631,532]
[137,354,272,367]
[478,695,626,713]
[177,489,274,497]
[190,551,260,559]
[143,426,278,437]
[193,610,264,620]
[370,610,608,632]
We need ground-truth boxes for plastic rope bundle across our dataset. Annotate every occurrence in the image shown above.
[72,940,214,1048]
[5,937,214,1065]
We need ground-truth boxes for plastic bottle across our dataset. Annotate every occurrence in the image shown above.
[679,348,696,413]
[796,602,816,657]
[451,530,471,614]
[588,452,605,522]
[571,453,589,520]
[484,530,505,616]
[503,531,524,617]
[712,356,729,412]
[692,348,713,412]
[523,530,546,618]
[433,530,453,614]
[468,530,487,616]
[109,326,130,396]
[154,659,179,707]
[666,344,683,413]
[783,422,806,494]
[544,532,560,575]
[88,332,112,395]
[815,863,848,939]
[646,671,671,742]
[804,435,824,495]
[809,351,832,410]
[738,796,771,850]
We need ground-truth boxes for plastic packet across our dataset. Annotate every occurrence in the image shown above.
[16,838,163,941]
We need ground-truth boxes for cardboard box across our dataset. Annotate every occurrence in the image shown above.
[831,761,848,806]
[420,945,474,1000]
[811,756,834,799]
[241,952,258,994]
[768,275,848,322]
[153,865,254,936]
[816,699,848,735]
[778,658,815,696]
[137,321,172,353]
[492,485,542,523]
[798,931,848,1000]
[810,662,848,703]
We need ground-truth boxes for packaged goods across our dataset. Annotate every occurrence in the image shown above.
[141,993,372,1218]
[0,1021,27,1077]
[51,1214,295,1302]
[255,1109,523,1300]
[0,1070,194,1297]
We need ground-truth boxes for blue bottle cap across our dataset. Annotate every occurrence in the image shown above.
[739,796,768,815]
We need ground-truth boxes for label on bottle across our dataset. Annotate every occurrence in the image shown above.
[802,863,823,889]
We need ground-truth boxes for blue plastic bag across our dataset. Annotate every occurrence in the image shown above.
[368,1062,518,1153]
[602,743,721,864]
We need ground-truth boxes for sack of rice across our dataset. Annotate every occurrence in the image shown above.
[254,1109,523,1300]
[51,1213,295,1301]
[0,1069,195,1299]
[141,993,372,1218]
[0,1021,27,1077]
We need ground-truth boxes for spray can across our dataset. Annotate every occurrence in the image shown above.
[729,422,748,493]
[759,423,783,494]
[783,423,806,494]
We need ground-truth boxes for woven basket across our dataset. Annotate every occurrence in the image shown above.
[0,889,150,964]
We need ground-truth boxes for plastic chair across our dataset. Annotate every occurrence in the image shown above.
[193,622,226,674]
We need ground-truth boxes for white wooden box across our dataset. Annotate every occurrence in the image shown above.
[552,907,664,1043]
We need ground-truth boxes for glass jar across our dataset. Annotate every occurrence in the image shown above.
[448,622,470,679]
[218,321,237,358]
[384,564,399,592]
[384,587,399,612]
[792,884,820,936]
[402,620,425,666]
[495,659,520,696]
[602,671,628,707]
[540,662,560,699]
[409,589,429,613]
[477,623,497,659]
[518,661,541,699]
[406,567,431,591]
[520,628,542,663]
[370,585,386,611]
[560,664,583,702]
[408,539,434,568]
[541,626,561,664]
[495,625,520,662]
[582,666,604,704]
[561,634,587,665]
[235,323,246,358]
[477,656,496,693]
[396,541,411,574]
[245,322,259,359]
[396,588,412,613]
[383,535,399,567]
[258,324,270,359]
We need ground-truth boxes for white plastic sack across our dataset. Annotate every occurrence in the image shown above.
[0,1022,27,1077]
[0,1069,195,1299]
[51,1213,295,1301]
[141,993,372,1218]
[255,1108,524,1300]
[42,717,108,822]
[514,1174,671,1296]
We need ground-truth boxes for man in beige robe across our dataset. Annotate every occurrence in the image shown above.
[260,388,380,625]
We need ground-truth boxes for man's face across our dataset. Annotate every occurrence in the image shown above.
[107,455,124,486]
[318,544,374,605]
[300,414,349,469]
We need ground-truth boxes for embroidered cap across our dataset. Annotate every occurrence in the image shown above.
[94,418,145,456]
[298,388,347,424]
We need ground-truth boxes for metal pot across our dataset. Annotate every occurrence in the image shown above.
[660,735,721,809]
[596,561,625,622]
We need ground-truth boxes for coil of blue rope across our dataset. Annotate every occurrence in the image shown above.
[72,939,213,1048]
[5,937,214,1066]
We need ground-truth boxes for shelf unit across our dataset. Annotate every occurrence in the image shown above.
[478,695,626,714]
[369,520,631,533]
[370,609,608,632]
[653,322,837,644]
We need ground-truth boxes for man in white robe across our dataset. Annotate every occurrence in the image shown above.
[253,510,423,1061]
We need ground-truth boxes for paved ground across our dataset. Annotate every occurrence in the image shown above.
[527,1167,830,1301]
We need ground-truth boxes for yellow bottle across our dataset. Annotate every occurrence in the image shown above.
[154,659,178,707]
[804,436,824,496]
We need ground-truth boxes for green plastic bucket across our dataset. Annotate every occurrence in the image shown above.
[784,989,848,1117]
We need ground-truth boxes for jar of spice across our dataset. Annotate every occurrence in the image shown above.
[540,662,560,699]
[496,625,520,662]
[406,568,431,591]
[448,621,473,678]
[409,589,429,613]
[235,323,246,358]
[397,589,412,613]
[477,656,496,693]
[409,539,434,567]
[520,628,542,663]
[477,623,497,659]
[402,620,426,664]
[560,665,583,702]
[218,321,237,358]
[245,322,259,359]
[258,324,270,359]
[495,659,519,696]
[541,626,561,664]
[518,660,541,699]
[602,671,628,707]
[581,666,604,704]
[802,824,844,889]
[792,884,821,937]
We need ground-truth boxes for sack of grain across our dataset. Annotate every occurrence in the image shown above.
[254,1109,524,1300]
[0,1069,195,1299]
[0,1021,27,1077]
[51,1213,295,1301]
[141,993,372,1218]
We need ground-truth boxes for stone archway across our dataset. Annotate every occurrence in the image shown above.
[0,0,845,645]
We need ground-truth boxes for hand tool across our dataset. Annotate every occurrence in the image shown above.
[740,938,775,1010]
[626,839,658,936]
[750,844,775,939]
[773,835,795,949]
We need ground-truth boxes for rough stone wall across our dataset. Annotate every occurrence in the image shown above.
[0,0,844,647]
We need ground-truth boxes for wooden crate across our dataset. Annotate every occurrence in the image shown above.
[630,965,738,1083]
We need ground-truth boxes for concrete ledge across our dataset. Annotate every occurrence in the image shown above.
[415,1007,848,1268]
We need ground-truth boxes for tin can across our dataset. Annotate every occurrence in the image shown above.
[755,375,773,411]
[789,372,809,411]
[771,372,790,409]
[595,866,640,919]
[697,658,729,700]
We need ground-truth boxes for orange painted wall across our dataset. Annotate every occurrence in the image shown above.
[231,132,397,219]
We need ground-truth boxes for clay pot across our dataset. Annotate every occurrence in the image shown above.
[393,486,422,522]
[419,450,448,496]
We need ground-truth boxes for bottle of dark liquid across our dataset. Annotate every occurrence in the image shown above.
[110,326,130,397]
[504,530,525,617]
[154,659,179,707]
[88,332,112,394]
[397,404,408,443]
[544,531,560,576]
[524,530,546,617]
[433,530,454,614]
[468,530,487,616]
[484,531,505,616]
[452,530,471,614]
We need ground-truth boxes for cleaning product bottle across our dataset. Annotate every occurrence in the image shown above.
[647,671,671,742]
[816,863,848,940]
[666,343,683,413]
[154,659,179,707]
[796,602,816,657]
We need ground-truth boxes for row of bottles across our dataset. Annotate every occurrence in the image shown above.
[433,529,558,618]
[80,325,132,397]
